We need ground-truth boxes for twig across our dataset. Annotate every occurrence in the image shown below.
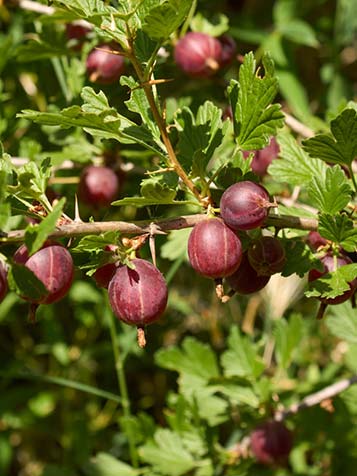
[0,213,319,243]
[17,0,54,15]
[275,374,357,421]
[284,112,315,138]
[17,0,91,28]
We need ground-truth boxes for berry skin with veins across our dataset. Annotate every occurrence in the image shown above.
[188,217,242,279]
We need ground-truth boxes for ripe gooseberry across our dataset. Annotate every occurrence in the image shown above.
[306,231,329,251]
[78,165,120,209]
[250,420,293,466]
[108,259,168,347]
[174,32,222,78]
[13,243,74,304]
[65,22,91,50]
[188,217,242,279]
[0,261,8,303]
[248,236,286,276]
[226,251,270,294]
[93,245,119,289]
[243,137,280,177]
[217,34,236,67]
[86,43,125,84]
[220,180,271,231]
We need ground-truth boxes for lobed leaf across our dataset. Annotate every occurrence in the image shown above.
[302,108,357,167]
[318,214,357,252]
[269,130,325,185]
[307,165,352,214]
[306,263,357,300]
[228,52,284,150]
[139,429,196,476]
[220,326,265,379]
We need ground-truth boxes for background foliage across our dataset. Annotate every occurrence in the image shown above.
[0,1,356,475]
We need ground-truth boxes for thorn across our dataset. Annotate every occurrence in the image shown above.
[149,223,157,267]
[73,194,83,223]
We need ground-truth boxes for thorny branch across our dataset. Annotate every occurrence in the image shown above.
[0,213,319,243]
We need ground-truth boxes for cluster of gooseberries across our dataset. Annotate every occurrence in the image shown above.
[66,23,237,84]
[188,180,286,298]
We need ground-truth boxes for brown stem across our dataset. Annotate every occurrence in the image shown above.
[0,213,319,244]
[283,112,314,138]
[126,48,207,206]
[275,374,357,421]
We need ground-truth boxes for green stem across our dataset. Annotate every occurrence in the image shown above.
[106,299,139,468]
[349,165,357,195]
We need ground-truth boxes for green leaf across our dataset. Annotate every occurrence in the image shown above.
[269,130,325,185]
[190,13,229,37]
[18,89,167,160]
[325,301,357,344]
[281,239,317,278]
[15,41,69,62]
[120,76,163,148]
[8,264,48,302]
[228,52,284,150]
[83,452,138,476]
[140,175,177,201]
[160,228,190,261]
[306,263,357,300]
[155,337,219,387]
[140,429,196,476]
[302,108,357,167]
[25,197,66,255]
[274,314,304,369]
[141,0,192,40]
[175,101,225,174]
[220,327,265,379]
[318,214,357,252]
[215,383,260,408]
[307,165,352,214]
[278,19,319,47]
[14,159,52,201]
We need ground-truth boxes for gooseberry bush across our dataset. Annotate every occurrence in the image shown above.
[0,1,357,475]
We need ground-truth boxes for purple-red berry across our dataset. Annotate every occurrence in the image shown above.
[217,34,236,67]
[0,261,8,303]
[93,245,119,289]
[243,137,280,177]
[78,165,120,209]
[86,43,125,84]
[188,217,242,279]
[250,421,293,466]
[306,231,329,251]
[108,258,168,327]
[227,251,270,294]
[174,32,222,78]
[220,180,271,231]
[248,236,286,276]
[14,243,74,304]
